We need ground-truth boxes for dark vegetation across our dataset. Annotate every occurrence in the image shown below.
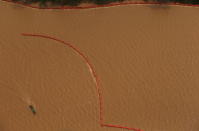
[12,0,125,6]
[12,0,199,7]
[144,0,199,5]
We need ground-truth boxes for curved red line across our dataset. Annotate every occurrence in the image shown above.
[1,0,199,10]
[21,33,143,131]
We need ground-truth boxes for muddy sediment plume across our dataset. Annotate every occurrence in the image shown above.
[1,0,199,131]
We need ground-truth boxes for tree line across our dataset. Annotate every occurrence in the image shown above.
[12,0,199,6]
[144,0,199,4]
[12,0,124,6]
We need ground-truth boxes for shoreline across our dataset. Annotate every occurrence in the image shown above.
[1,0,199,10]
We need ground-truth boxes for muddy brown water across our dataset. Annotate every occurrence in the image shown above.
[0,1,199,131]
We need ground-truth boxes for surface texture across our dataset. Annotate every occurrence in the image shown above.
[0,2,199,131]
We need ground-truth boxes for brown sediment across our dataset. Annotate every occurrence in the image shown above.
[0,1,199,131]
